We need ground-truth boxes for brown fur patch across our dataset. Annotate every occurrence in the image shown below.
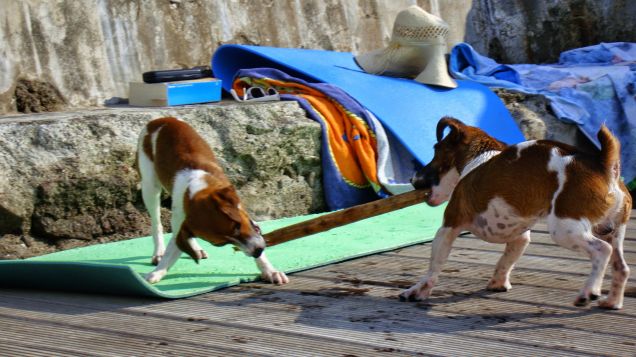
[146,117,223,192]
[444,142,558,227]
[555,156,613,221]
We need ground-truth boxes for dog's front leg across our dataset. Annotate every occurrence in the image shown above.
[255,253,289,285]
[145,233,183,284]
[145,228,204,284]
[188,238,209,260]
[487,230,531,292]
[400,226,461,301]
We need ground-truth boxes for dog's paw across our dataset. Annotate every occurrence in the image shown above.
[151,255,163,266]
[399,282,432,302]
[573,295,592,307]
[574,290,601,307]
[198,250,209,260]
[261,271,289,285]
[598,298,622,310]
[486,279,512,292]
[146,270,165,284]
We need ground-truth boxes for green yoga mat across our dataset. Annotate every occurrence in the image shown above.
[0,203,444,298]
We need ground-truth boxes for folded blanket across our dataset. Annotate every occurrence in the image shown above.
[450,42,636,189]
[232,68,396,210]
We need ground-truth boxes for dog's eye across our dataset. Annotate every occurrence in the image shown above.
[232,224,241,236]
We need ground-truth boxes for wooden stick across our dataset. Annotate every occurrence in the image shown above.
[264,189,430,247]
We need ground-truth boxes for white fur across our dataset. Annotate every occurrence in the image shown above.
[428,168,459,206]
[460,150,501,178]
[150,129,160,156]
[256,252,289,285]
[186,170,209,199]
[470,197,535,244]
[600,224,629,309]
[137,127,165,264]
[549,217,612,302]
[547,147,573,214]
[399,226,463,300]
[514,140,537,159]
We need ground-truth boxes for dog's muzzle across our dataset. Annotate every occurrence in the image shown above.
[411,166,440,190]
[252,247,264,258]
[237,235,266,258]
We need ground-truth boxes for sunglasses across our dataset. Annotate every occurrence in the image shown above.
[230,86,280,102]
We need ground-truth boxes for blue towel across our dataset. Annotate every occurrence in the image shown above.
[450,42,636,189]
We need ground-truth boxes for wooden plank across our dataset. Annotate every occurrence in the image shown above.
[0,287,584,357]
[0,211,633,356]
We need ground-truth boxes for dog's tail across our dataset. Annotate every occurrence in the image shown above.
[597,125,621,181]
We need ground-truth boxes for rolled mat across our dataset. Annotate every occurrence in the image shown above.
[0,203,444,298]
[212,45,525,164]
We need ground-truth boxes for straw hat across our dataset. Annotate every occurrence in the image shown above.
[355,5,457,89]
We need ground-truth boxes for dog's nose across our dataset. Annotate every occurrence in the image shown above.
[252,247,264,258]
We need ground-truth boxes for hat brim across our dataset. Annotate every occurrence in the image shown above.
[414,54,457,89]
[354,48,390,75]
[355,45,457,89]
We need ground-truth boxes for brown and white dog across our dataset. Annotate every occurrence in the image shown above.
[137,117,289,285]
[400,117,631,309]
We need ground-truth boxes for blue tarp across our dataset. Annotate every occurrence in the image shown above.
[450,42,636,189]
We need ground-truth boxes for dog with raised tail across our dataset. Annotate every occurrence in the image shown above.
[400,117,631,309]
[137,117,289,285]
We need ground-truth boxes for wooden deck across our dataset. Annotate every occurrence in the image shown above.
[1,213,635,356]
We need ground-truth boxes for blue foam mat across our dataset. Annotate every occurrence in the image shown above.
[212,45,525,164]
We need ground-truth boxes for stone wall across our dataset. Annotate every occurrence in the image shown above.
[2,0,633,114]
[0,0,425,113]
[465,0,636,64]
[0,102,323,258]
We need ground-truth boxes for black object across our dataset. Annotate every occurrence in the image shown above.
[142,66,213,83]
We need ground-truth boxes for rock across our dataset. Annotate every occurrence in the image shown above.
[14,78,67,113]
[465,0,636,64]
[0,101,323,258]
[495,88,597,151]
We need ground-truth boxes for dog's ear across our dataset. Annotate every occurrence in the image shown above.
[436,116,465,143]
[213,186,243,223]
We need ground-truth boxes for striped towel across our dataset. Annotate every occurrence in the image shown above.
[232,68,390,210]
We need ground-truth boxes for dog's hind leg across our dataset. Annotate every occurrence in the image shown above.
[599,224,629,310]
[487,230,531,292]
[550,217,612,307]
[399,226,461,302]
[137,138,165,266]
